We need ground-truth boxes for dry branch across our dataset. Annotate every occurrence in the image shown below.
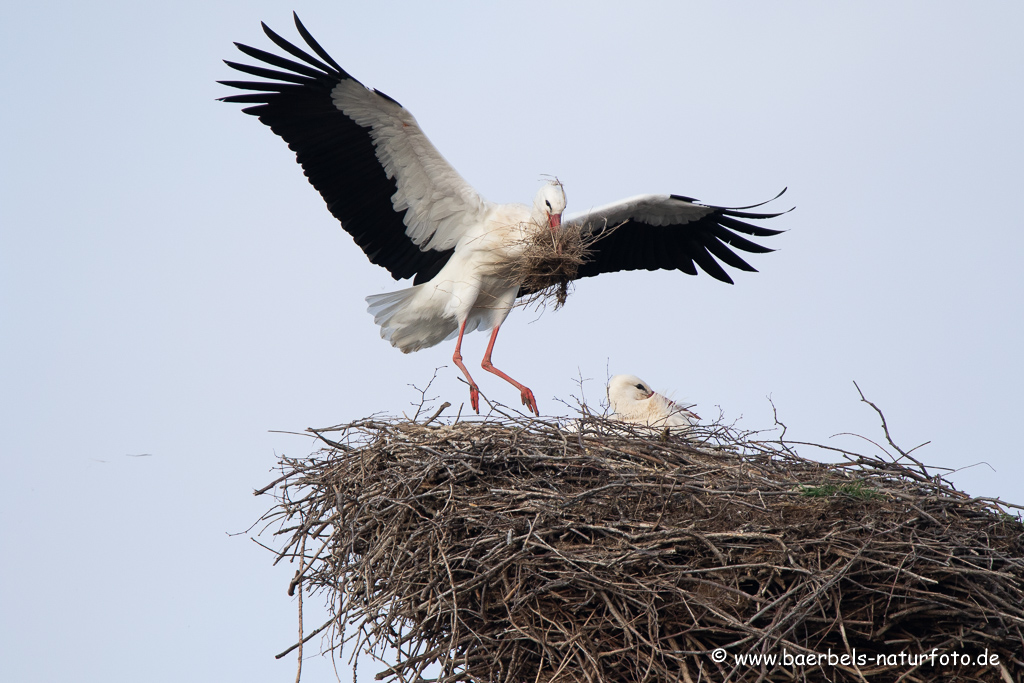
[257,411,1024,682]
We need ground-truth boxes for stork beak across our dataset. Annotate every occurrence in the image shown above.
[646,391,655,399]
[548,213,563,254]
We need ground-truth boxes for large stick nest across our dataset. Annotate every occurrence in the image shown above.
[260,409,1024,682]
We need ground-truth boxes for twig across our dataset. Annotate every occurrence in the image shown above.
[853,380,930,476]
[275,618,334,660]
[423,402,451,426]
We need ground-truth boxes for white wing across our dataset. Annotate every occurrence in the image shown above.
[330,79,493,252]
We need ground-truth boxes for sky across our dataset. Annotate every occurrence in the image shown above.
[2,2,1022,681]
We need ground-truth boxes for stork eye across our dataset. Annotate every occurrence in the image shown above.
[545,200,552,209]
[635,384,646,391]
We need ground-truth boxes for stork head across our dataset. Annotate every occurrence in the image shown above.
[533,180,566,232]
[607,374,655,413]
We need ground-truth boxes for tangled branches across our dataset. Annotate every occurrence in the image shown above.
[258,412,1024,682]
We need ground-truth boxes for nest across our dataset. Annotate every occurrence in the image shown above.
[505,222,617,310]
[259,408,1024,683]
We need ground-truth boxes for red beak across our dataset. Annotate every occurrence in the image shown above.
[548,213,561,229]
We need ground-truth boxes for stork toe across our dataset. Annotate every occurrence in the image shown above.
[521,387,539,416]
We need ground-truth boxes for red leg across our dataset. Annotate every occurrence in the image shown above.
[480,325,539,416]
[451,320,480,413]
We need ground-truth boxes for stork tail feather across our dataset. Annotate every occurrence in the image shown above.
[366,286,458,353]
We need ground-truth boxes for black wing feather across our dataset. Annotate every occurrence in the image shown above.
[688,242,734,284]
[668,241,699,277]
[231,43,325,79]
[292,12,347,74]
[711,225,774,254]
[219,18,451,283]
[260,22,341,77]
[703,236,756,273]
[223,60,309,85]
[718,214,785,238]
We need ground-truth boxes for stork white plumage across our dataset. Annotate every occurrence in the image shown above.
[220,14,788,415]
[607,375,700,432]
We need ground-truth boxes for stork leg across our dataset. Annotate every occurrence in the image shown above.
[480,324,539,416]
[451,320,481,413]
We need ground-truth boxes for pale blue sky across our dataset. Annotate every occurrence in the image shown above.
[2,2,1022,681]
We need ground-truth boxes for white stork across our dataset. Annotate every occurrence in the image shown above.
[220,14,788,416]
[607,374,700,432]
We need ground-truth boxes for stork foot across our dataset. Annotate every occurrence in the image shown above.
[521,387,539,416]
[468,384,480,414]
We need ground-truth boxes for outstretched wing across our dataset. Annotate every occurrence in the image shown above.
[219,13,493,283]
[564,190,789,285]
